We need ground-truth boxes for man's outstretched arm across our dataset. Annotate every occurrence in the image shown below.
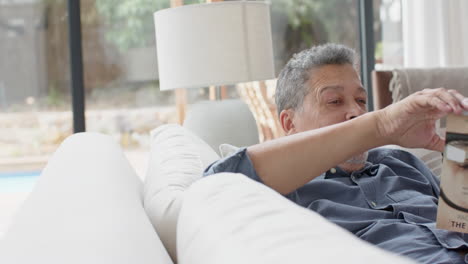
[248,88,468,195]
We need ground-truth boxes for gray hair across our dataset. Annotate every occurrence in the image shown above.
[275,43,359,115]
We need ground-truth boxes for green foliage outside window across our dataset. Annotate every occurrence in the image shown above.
[270,0,359,68]
[95,0,204,52]
[93,0,360,55]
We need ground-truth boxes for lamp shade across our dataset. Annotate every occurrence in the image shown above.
[154,1,275,91]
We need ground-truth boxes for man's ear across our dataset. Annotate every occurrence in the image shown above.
[279,109,296,135]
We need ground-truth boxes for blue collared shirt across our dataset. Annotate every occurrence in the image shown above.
[204,147,468,264]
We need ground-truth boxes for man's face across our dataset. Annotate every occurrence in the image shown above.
[287,64,367,133]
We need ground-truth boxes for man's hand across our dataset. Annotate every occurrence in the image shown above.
[376,88,468,152]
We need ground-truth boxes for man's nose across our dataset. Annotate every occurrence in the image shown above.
[345,103,366,120]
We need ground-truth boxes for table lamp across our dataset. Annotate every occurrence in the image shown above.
[153,0,275,122]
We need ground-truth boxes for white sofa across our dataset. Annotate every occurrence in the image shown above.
[0,100,416,264]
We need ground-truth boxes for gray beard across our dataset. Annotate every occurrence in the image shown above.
[337,151,369,173]
[344,151,369,165]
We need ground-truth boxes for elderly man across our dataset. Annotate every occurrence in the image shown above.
[204,44,468,264]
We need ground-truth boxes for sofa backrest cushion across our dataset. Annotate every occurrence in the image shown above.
[177,173,416,264]
[389,67,468,103]
[144,124,219,262]
[183,99,259,155]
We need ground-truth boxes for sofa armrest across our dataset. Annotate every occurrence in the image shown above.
[0,133,172,264]
[372,70,393,110]
[177,173,416,264]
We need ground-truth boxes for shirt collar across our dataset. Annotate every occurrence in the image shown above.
[323,161,378,179]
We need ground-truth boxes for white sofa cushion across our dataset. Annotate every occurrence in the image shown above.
[178,173,416,264]
[144,124,219,262]
[0,133,172,264]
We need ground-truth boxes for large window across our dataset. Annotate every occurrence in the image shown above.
[377,0,403,69]
[0,0,397,233]
[0,0,377,178]
[0,0,71,172]
[270,0,361,73]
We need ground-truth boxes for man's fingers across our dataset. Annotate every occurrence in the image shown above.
[434,88,463,113]
[448,89,468,110]
[448,89,465,101]
[429,95,452,113]
[427,135,445,152]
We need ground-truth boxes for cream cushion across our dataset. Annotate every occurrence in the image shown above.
[178,173,416,264]
[143,124,219,262]
[0,133,172,264]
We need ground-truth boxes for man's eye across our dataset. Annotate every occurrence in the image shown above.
[328,100,340,104]
[357,99,367,105]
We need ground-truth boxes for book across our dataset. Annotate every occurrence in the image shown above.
[436,112,468,233]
